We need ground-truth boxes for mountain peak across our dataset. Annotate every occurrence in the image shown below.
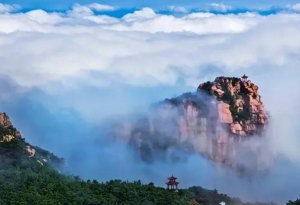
[197,75,268,136]
[111,75,270,175]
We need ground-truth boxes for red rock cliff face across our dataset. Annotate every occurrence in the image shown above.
[195,76,269,169]
[111,76,269,174]
[0,112,22,138]
[0,112,12,127]
[198,76,268,137]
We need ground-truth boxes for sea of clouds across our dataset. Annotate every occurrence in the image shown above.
[0,2,300,203]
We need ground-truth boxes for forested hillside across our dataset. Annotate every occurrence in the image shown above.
[0,136,278,205]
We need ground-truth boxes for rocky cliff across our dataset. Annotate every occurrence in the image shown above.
[110,75,270,175]
[0,112,66,172]
[198,75,267,135]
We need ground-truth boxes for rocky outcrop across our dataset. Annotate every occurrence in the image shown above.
[0,112,22,139]
[0,112,12,127]
[1,135,14,142]
[26,145,36,157]
[110,75,270,175]
[198,76,268,136]
[0,111,67,173]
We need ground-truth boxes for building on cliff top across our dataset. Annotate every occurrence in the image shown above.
[241,74,248,82]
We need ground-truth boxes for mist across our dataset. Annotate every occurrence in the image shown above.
[0,71,300,204]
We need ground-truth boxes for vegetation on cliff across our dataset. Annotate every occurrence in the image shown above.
[0,124,66,173]
[287,199,300,205]
[198,77,252,122]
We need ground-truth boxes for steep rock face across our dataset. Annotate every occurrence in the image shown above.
[0,112,12,127]
[0,112,22,141]
[198,76,268,137]
[110,75,270,175]
[0,111,66,172]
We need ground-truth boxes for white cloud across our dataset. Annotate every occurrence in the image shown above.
[69,3,94,17]
[0,3,20,14]
[168,5,189,13]
[0,5,299,89]
[68,3,116,17]
[206,3,232,12]
[122,7,157,22]
[26,9,65,24]
[87,3,116,11]
[286,3,300,12]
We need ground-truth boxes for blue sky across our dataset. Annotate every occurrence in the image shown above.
[2,0,300,11]
[2,0,299,19]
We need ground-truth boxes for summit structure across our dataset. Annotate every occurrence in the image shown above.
[197,75,267,137]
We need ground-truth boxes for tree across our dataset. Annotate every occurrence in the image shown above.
[287,199,300,205]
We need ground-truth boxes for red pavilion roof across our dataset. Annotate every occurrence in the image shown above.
[168,175,177,180]
[241,74,248,79]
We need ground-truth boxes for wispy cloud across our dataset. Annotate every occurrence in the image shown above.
[206,3,232,12]
[286,3,300,12]
[87,3,116,11]
[67,3,116,17]
[0,3,21,13]
[167,5,189,13]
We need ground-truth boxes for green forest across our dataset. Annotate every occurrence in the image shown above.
[0,123,299,205]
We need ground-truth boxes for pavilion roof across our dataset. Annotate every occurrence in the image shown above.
[241,74,248,79]
[168,175,177,180]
